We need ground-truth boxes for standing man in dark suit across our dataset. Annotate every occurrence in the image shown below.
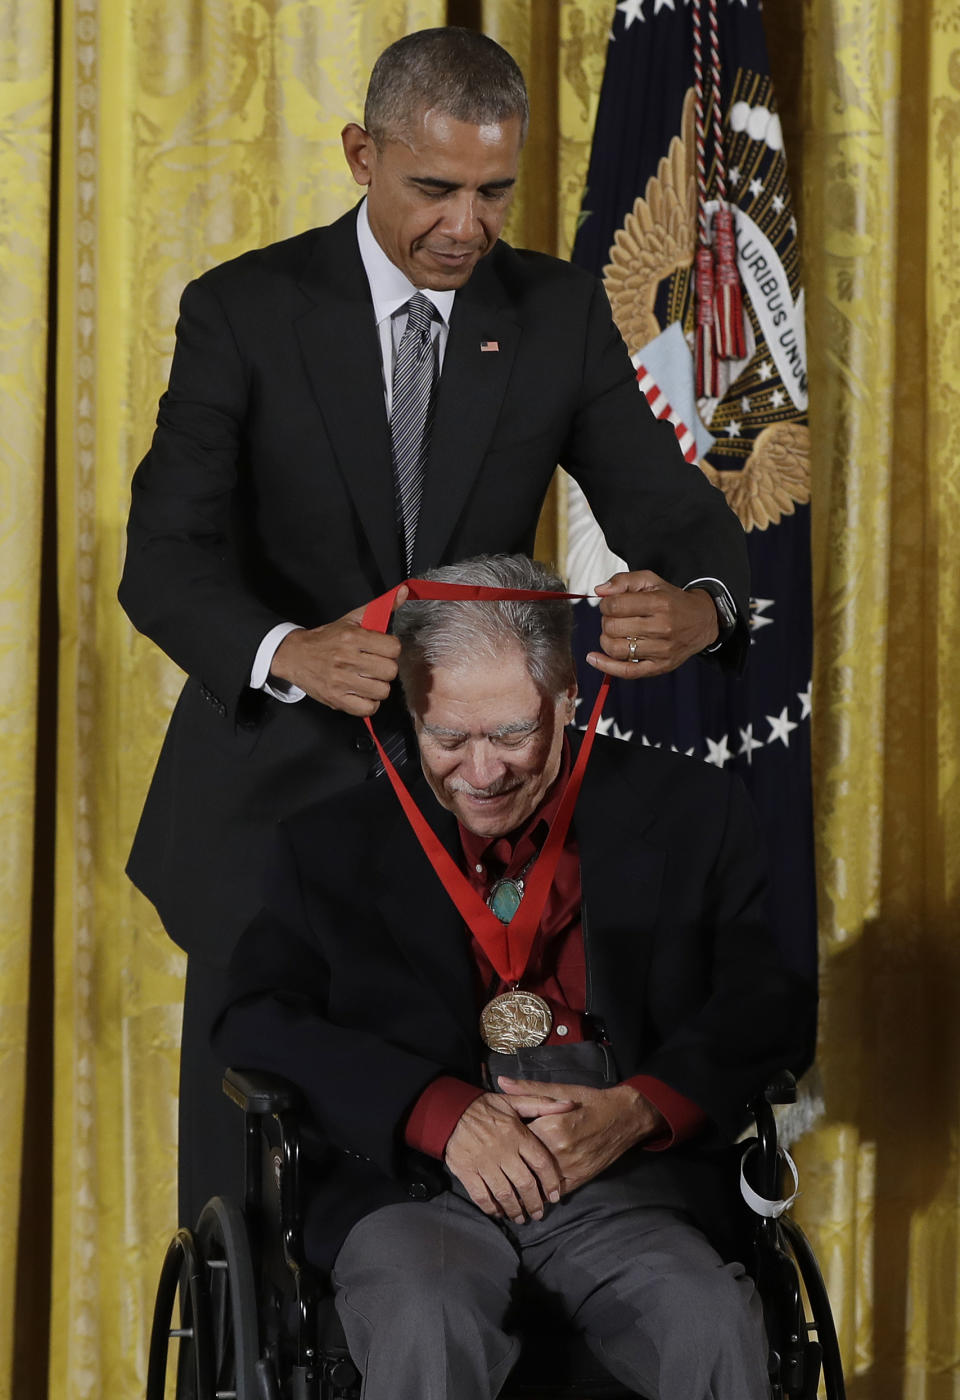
[119,28,750,1225]
[215,554,812,1400]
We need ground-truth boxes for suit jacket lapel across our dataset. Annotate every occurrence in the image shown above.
[412,258,520,572]
[294,220,521,584]
[294,208,403,588]
[573,737,666,1072]
[373,775,479,1065]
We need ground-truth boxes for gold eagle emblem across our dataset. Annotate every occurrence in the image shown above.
[603,90,698,355]
[699,422,810,532]
[601,89,810,533]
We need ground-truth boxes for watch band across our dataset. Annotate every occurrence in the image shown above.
[683,578,739,649]
[711,589,738,638]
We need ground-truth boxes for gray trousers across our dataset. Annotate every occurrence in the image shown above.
[331,1047,769,1400]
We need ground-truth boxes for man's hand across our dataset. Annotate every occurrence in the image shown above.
[269,588,408,715]
[498,1077,665,1196]
[443,1090,574,1223]
[588,571,719,678]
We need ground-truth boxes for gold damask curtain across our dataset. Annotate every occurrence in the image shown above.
[2,2,958,1398]
[794,2,960,1393]
[0,2,53,1389]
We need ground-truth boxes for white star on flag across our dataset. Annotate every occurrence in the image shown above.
[749,177,764,198]
[772,193,786,215]
[738,724,765,765]
[596,713,617,736]
[729,166,741,186]
[798,682,812,720]
[741,396,751,413]
[613,722,635,742]
[616,0,646,26]
[653,0,676,10]
[726,420,741,437]
[705,733,733,767]
[766,707,798,747]
[758,360,774,380]
[750,597,775,632]
[770,387,785,408]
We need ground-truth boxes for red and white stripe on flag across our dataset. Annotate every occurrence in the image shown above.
[635,363,698,464]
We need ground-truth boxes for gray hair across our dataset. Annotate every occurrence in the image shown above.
[364,28,529,147]
[395,555,575,706]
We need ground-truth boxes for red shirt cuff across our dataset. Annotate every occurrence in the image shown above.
[624,1074,706,1151]
[404,1077,485,1159]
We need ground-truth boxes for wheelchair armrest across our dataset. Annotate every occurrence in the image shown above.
[223,1067,302,1117]
[221,1068,320,1353]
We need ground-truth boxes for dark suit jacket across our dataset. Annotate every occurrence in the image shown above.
[119,206,750,960]
[214,734,815,1271]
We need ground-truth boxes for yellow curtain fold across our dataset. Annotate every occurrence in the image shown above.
[0,2,53,1386]
[927,5,960,918]
[480,0,612,560]
[51,4,442,1396]
[480,0,610,261]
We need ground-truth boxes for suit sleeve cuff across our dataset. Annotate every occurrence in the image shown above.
[251,622,306,702]
[683,577,739,654]
[624,1074,707,1151]
[404,1077,485,1159]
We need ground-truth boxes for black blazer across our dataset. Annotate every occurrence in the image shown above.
[120,207,750,959]
[214,734,814,1270]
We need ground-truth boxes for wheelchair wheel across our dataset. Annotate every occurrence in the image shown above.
[145,1227,213,1400]
[194,1196,261,1400]
[780,1216,846,1400]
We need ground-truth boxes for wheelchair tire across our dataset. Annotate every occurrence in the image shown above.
[194,1196,261,1400]
[780,1216,846,1400]
[145,1227,213,1400]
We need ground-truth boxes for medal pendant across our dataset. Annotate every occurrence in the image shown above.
[487,877,524,924]
[479,990,552,1052]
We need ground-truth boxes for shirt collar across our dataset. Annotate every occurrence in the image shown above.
[458,735,574,875]
[356,198,456,330]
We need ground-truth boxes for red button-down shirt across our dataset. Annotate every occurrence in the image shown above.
[404,739,705,1158]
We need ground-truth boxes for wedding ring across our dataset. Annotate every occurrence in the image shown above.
[627,637,640,663]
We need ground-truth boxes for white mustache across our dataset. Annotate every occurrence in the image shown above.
[448,777,521,799]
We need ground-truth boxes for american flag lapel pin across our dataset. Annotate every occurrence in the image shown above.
[480,339,499,352]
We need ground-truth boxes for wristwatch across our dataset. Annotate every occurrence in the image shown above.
[710,588,738,640]
[685,579,738,650]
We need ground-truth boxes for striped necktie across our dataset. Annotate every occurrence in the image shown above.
[391,292,437,575]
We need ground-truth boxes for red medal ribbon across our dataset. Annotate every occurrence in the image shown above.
[360,581,610,985]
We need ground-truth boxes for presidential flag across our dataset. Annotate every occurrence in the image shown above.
[567,0,815,981]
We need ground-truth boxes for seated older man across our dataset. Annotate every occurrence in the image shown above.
[214,553,814,1400]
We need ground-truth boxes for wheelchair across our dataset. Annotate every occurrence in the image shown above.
[146,1068,845,1400]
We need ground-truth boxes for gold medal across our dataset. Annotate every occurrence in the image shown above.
[479,989,553,1052]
